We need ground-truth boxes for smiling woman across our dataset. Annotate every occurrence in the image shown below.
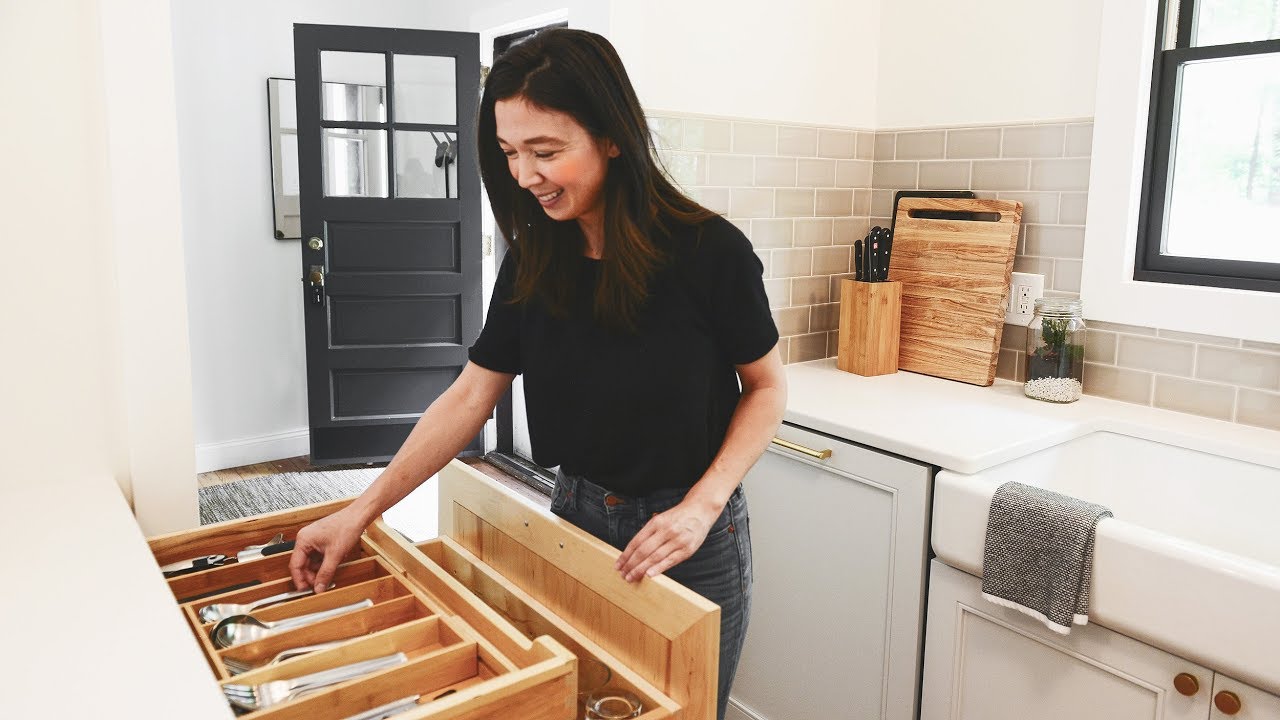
[494,98,619,255]
[290,28,786,720]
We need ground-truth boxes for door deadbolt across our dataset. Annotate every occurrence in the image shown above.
[308,237,324,250]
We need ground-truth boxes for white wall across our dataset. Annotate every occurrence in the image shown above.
[2,0,199,533]
[469,0,609,37]
[170,1,471,472]
[875,1,1105,128]
[609,0,880,128]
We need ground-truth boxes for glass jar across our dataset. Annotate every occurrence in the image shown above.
[1024,297,1086,403]
[583,688,643,720]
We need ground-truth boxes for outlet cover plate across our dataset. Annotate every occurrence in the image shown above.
[1005,271,1044,325]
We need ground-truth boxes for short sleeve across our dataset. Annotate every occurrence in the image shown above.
[706,220,779,364]
[468,250,523,374]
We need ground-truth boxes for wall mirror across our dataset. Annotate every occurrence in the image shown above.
[267,77,300,239]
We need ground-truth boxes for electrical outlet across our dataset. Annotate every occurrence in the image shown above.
[1004,272,1044,325]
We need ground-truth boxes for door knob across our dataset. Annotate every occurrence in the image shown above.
[1214,690,1242,715]
[308,236,323,250]
[307,264,325,306]
[1173,673,1199,696]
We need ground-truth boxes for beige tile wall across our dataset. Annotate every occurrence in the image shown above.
[649,113,874,363]
[652,113,1279,432]
[872,119,1279,431]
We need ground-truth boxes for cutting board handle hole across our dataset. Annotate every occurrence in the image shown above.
[907,209,1002,222]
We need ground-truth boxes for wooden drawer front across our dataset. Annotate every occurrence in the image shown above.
[440,461,721,720]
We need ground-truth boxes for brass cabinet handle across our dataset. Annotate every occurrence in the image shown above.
[1214,690,1242,715]
[1173,673,1199,696]
[770,437,832,460]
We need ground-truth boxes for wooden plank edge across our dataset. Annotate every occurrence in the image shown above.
[365,519,545,667]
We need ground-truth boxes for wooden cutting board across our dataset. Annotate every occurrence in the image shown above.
[888,197,1023,386]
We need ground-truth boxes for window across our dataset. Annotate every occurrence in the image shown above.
[1136,0,1280,292]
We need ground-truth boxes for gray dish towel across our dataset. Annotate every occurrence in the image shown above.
[980,481,1113,634]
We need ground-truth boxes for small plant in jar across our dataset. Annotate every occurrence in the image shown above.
[1024,298,1086,403]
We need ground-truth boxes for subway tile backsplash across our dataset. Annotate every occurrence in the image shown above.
[651,113,1279,431]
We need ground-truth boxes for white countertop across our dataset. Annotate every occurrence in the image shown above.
[783,359,1280,474]
[0,474,232,719]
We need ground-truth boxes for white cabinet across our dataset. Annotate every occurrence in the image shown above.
[922,559,1220,720]
[1208,674,1280,720]
[728,422,933,720]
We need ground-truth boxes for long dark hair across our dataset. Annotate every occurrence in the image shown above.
[477,28,716,330]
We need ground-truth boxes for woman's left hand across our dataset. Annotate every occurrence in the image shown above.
[614,500,721,583]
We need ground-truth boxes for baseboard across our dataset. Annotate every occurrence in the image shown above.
[726,697,767,720]
[195,428,310,473]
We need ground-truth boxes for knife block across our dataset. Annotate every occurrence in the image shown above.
[837,279,902,377]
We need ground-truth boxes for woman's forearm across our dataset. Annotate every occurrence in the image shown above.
[685,373,786,514]
[346,364,513,527]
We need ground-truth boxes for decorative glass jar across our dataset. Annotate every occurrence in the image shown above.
[1024,297,1086,403]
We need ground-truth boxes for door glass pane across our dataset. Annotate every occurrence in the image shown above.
[395,130,458,198]
[393,55,457,125]
[321,51,387,122]
[1165,53,1280,262]
[323,129,388,197]
[1194,0,1280,46]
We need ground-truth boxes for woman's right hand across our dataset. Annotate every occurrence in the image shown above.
[289,507,368,592]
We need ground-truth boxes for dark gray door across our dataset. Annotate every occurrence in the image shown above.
[294,24,482,464]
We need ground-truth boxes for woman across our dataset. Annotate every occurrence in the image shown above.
[289,28,785,719]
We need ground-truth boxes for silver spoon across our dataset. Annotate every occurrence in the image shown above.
[212,599,373,648]
[199,587,315,624]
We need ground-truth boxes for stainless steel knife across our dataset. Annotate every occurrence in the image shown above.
[161,554,229,577]
[159,540,296,577]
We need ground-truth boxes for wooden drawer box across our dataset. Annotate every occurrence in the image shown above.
[147,460,719,720]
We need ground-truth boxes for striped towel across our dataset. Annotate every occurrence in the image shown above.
[980,481,1112,634]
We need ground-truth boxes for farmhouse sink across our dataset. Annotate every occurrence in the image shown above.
[931,430,1280,694]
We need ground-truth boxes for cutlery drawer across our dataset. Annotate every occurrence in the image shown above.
[147,459,718,719]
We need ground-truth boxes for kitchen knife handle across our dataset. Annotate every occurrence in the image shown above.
[261,540,296,556]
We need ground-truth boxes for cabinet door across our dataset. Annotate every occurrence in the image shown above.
[921,560,1212,720]
[729,423,932,720]
[1209,674,1280,720]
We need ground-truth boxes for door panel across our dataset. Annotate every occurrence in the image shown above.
[732,423,933,720]
[921,560,1212,720]
[295,24,482,464]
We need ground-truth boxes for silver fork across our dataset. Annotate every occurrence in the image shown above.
[223,638,355,675]
[222,653,408,711]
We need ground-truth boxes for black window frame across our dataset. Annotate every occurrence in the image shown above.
[1135,0,1280,293]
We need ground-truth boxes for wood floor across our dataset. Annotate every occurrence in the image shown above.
[198,456,387,488]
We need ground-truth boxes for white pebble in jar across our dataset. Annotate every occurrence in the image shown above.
[1024,377,1082,403]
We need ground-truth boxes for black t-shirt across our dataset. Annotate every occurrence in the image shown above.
[468,215,778,496]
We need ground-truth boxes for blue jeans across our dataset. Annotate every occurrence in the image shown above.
[550,470,752,720]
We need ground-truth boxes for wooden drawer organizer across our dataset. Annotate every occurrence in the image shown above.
[147,460,719,720]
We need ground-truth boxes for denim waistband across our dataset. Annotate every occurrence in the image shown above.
[553,468,743,519]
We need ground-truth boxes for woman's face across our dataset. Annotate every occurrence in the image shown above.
[495,96,619,230]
